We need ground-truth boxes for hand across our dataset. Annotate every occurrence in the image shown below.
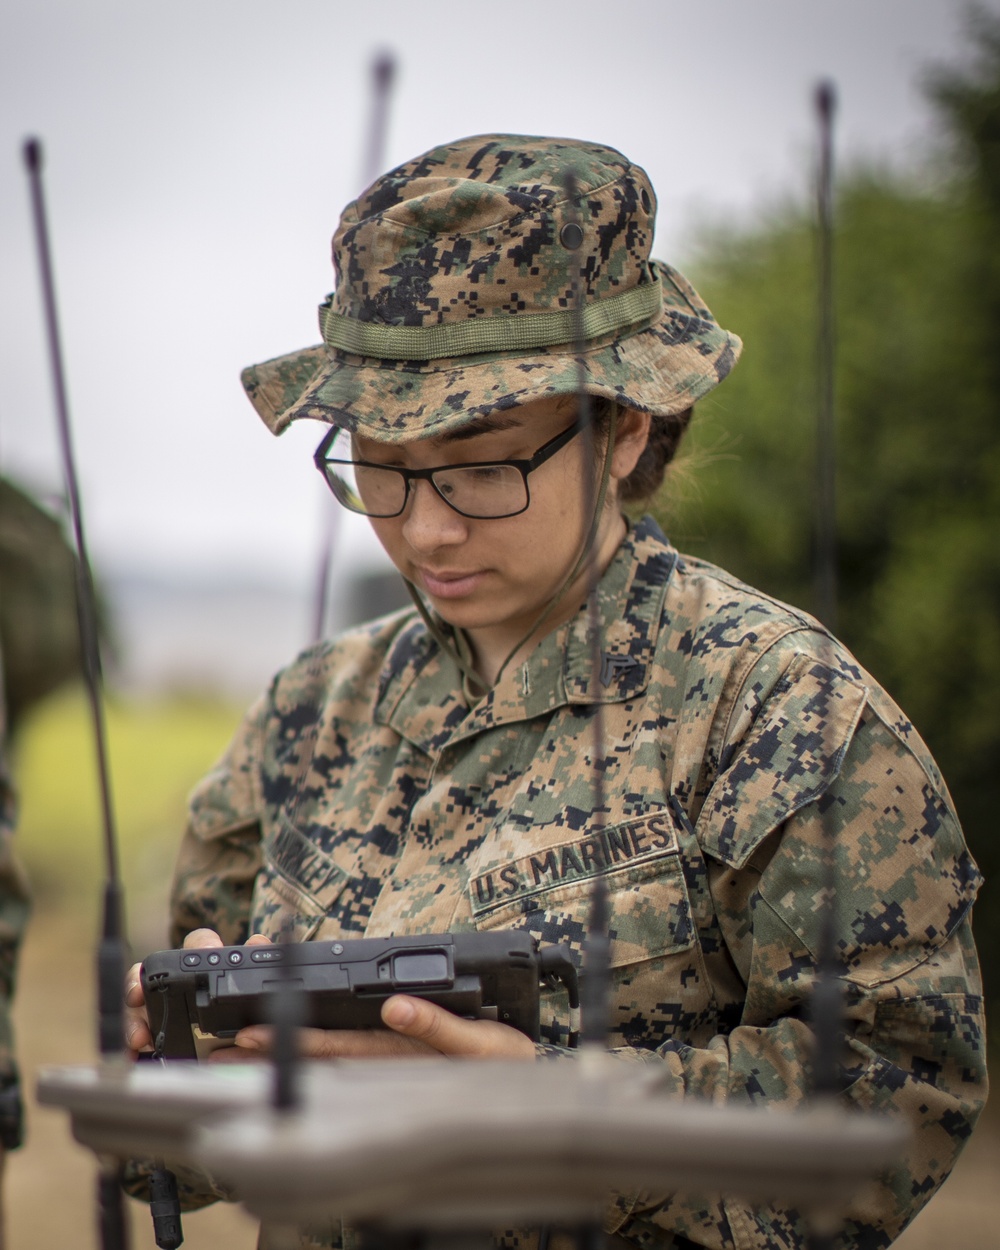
[124,927,273,1057]
[223,992,537,1063]
[213,932,535,1064]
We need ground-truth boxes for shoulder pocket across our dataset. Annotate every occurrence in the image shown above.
[697,652,867,869]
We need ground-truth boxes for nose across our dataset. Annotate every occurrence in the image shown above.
[401,478,469,553]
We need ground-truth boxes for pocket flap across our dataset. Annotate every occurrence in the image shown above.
[697,654,867,869]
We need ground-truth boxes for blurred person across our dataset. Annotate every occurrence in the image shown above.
[0,649,32,1250]
[0,471,83,1226]
[125,135,986,1249]
[0,477,82,739]
[0,477,84,1244]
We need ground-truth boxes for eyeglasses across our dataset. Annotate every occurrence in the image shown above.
[313,416,585,519]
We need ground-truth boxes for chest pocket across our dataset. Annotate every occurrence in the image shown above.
[249,819,351,942]
[468,811,695,969]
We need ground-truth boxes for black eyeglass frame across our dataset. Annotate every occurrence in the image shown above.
[313,415,586,519]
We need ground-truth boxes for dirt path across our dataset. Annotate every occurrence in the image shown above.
[7,902,996,1248]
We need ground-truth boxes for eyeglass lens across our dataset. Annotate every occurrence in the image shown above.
[322,458,529,519]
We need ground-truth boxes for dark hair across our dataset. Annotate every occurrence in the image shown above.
[591,396,693,504]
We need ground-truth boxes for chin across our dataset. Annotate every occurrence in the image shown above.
[430,596,515,634]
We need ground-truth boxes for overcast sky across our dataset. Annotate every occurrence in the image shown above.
[2,0,996,592]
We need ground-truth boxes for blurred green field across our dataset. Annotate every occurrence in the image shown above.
[9,685,244,945]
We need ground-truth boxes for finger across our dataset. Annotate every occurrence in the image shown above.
[124,962,144,1007]
[125,1011,153,1055]
[381,996,535,1059]
[300,1026,432,1059]
[182,928,224,949]
[234,1024,431,1060]
[233,1025,272,1053]
[245,933,273,947]
[124,961,152,1054]
[205,1045,265,1065]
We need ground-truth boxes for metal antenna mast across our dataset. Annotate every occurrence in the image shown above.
[810,79,845,1111]
[23,136,132,1250]
[311,50,396,643]
[564,169,612,1052]
[814,81,838,632]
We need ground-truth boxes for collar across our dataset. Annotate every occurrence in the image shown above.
[375,515,677,755]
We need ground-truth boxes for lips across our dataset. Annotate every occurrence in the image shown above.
[416,567,486,599]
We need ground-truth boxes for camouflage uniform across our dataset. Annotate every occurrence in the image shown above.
[0,658,31,1150]
[140,135,986,1246]
[167,515,986,1248]
[0,477,78,1139]
[0,755,28,1086]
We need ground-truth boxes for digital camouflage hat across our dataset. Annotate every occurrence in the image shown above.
[241,134,742,443]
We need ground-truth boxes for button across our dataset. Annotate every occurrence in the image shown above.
[227,950,243,965]
[393,951,450,986]
[331,943,344,955]
[207,952,221,966]
[182,953,201,967]
[559,222,583,250]
[251,948,283,963]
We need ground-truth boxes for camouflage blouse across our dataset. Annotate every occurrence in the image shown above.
[0,754,28,1094]
[167,515,987,1250]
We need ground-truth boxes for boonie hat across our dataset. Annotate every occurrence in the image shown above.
[242,134,741,443]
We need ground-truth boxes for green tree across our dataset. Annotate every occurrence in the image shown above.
[653,11,1000,1037]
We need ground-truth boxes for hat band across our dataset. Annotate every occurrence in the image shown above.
[318,278,662,361]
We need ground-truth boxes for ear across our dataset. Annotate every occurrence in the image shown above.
[609,408,651,483]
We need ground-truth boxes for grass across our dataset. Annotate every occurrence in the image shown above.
[9,684,244,939]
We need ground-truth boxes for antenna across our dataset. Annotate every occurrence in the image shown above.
[23,136,132,1249]
[311,49,397,643]
[809,81,844,1110]
[563,170,612,1051]
[814,81,838,632]
[268,920,306,1113]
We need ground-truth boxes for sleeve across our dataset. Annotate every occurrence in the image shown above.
[167,692,270,948]
[609,650,988,1250]
[0,755,30,1068]
[0,717,31,1151]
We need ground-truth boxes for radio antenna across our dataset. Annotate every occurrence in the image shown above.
[809,81,844,1111]
[813,81,838,633]
[311,49,396,643]
[564,170,612,1050]
[23,136,132,1250]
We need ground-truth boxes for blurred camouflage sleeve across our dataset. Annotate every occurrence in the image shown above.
[0,748,30,1083]
[167,691,268,948]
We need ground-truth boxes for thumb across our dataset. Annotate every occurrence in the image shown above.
[380,995,534,1058]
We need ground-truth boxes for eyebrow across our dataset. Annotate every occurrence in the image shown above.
[429,410,525,446]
